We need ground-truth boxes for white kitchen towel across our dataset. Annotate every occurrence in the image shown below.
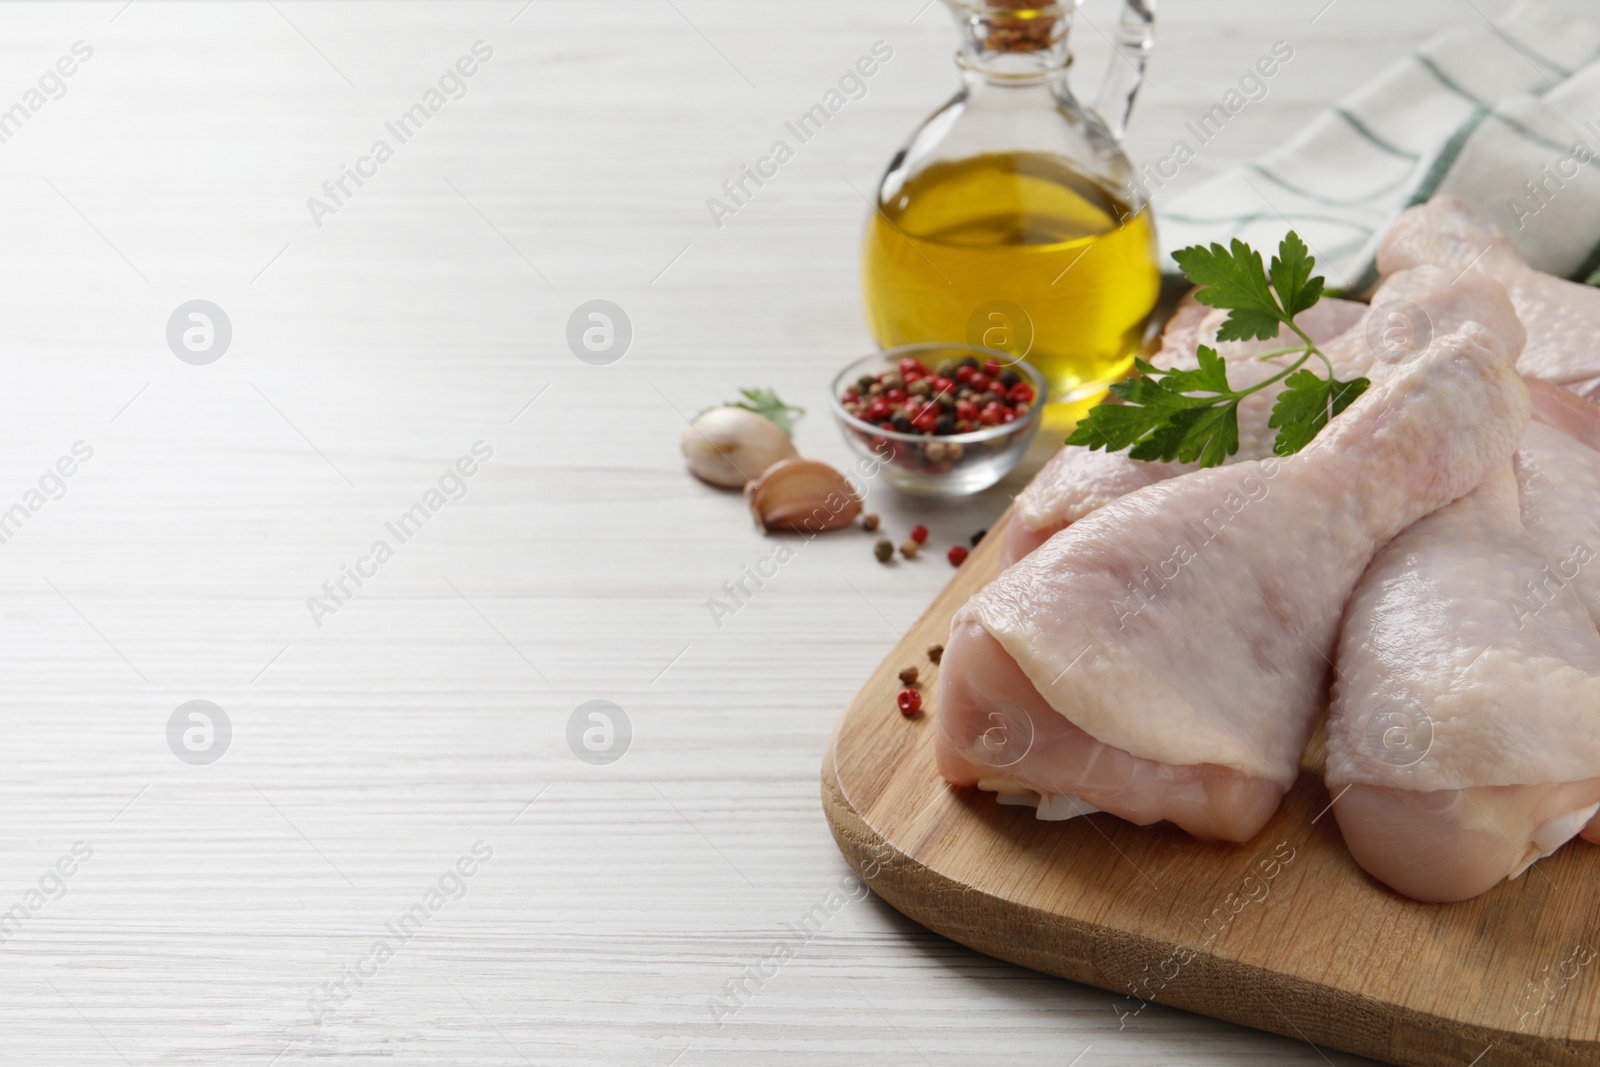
[1156,0,1600,294]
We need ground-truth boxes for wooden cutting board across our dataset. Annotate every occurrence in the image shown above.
[822,508,1600,1067]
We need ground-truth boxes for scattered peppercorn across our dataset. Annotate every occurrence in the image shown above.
[910,525,928,545]
[899,539,919,559]
[898,666,919,686]
[927,643,944,665]
[897,689,922,716]
[971,529,986,546]
[862,513,880,532]
[874,538,894,562]
[947,545,969,567]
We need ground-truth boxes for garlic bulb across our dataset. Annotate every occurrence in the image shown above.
[681,407,797,488]
[745,458,862,533]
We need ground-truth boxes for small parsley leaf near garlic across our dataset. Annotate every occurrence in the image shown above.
[725,388,805,436]
[1065,232,1370,467]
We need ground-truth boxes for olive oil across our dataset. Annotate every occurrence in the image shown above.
[862,151,1160,405]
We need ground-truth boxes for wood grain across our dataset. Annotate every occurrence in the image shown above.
[824,509,1600,1067]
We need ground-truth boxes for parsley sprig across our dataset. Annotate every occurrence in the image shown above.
[1065,232,1369,467]
[713,388,806,436]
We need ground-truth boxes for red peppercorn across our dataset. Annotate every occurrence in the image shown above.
[930,376,955,396]
[912,410,938,433]
[866,398,892,421]
[984,358,1003,377]
[899,357,928,376]
[956,419,974,433]
[955,365,977,384]
[979,402,1006,426]
[947,545,969,566]
[1000,410,1017,423]
[1008,382,1035,404]
[969,372,992,393]
[910,525,928,544]
[903,370,923,385]
[885,387,907,402]
[897,689,922,716]
[955,399,979,421]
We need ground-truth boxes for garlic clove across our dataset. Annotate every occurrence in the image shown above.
[681,406,797,488]
[745,458,863,533]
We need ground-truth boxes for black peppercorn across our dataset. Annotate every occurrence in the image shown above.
[935,414,956,435]
[998,369,1020,388]
[958,356,980,370]
[891,414,913,434]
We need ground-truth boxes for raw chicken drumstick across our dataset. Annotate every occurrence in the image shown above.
[1001,296,1366,565]
[1005,196,1600,567]
[1327,463,1600,902]
[1377,195,1600,399]
[1514,380,1600,629]
[1003,263,1514,566]
[937,275,1531,842]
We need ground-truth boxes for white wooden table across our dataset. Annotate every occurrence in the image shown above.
[0,1,1494,1062]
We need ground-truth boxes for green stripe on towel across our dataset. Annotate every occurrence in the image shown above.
[1414,54,1488,106]
[1404,104,1492,208]
[1335,108,1421,160]
[1247,163,1415,210]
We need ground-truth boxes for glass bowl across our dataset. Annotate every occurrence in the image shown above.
[829,343,1047,497]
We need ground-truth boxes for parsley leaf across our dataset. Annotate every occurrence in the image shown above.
[1171,238,1283,342]
[1153,344,1232,395]
[1067,231,1370,468]
[1066,347,1242,464]
[1268,231,1324,320]
[1268,370,1369,456]
[727,388,805,436]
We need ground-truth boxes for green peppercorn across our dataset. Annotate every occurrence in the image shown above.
[874,538,894,562]
[908,380,932,398]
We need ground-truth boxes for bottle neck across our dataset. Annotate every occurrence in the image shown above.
[948,1,1074,84]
